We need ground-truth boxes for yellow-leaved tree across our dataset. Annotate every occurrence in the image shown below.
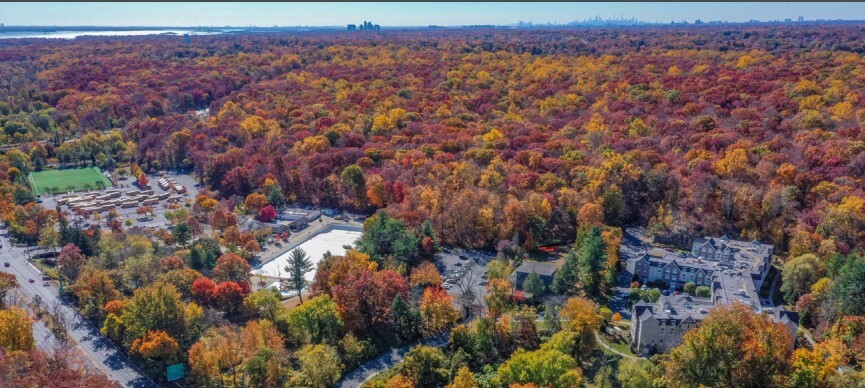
[0,306,34,351]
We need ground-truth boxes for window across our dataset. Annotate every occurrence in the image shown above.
[660,328,664,336]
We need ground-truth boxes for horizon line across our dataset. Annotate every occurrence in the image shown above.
[3,18,865,30]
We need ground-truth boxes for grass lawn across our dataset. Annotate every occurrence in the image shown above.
[28,167,113,195]
[608,337,636,357]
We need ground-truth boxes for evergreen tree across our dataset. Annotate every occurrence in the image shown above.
[171,223,192,247]
[541,306,561,337]
[552,249,579,294]
[578,226,607,297]
[265,183,286,208]
[285,248,313,304]
[391,294,421,342]
[522,270,546,303]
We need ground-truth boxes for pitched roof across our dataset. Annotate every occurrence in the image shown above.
[513,261,560,276]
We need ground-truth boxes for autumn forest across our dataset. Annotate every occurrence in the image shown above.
[1,24,865,387]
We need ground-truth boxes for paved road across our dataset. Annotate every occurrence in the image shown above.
[0,236,158,388]
[337,333,449,388]
[612,227,652,319]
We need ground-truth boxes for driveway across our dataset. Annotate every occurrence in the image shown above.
[0,234,158,388]
[338,333,449,388]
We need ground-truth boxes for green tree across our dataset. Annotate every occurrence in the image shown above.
[578,226,607,297]
[356,211,420,265]
[391,294,421,342]
[244,287,283,321]
[618,359,656,388]
[284,248,313,304]
[401,345,449,387]
[297,344,344,388]
[486,259,514,281]
[552,248,579,294]
[277,295,343,345]
[339,333,370,370]
[265,183,286,208]
[695,286,711,298]
[684,282,696,296]
[340,164,367,209]
[120,283,203,348]
[780,253,825,304]
[170,223,192,248]
[825,255,865,318]
[522,270,546,303]
[38,227,61,253]
[496,347,582,387]
[187,237,221,270]
[642,288,662,302]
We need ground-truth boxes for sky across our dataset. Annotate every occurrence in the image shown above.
[1,2,863,27]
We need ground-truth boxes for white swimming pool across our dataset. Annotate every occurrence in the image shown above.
[251,225,363,281]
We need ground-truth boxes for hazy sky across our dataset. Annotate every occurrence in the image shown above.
[1,2,863,27]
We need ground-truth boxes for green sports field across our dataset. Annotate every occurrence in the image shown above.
[28,167,113,196]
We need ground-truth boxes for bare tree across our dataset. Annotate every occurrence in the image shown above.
[32,294,43,314]
[456,268,482,320]
[6,289,24,309]
[49,300,69,344]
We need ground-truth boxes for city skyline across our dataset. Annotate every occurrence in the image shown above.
[1,2,863,27]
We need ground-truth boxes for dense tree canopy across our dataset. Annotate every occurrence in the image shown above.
[1,24,865,386]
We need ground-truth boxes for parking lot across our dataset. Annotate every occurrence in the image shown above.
[40,172,200,231]
[436,248,496,316]
[610,226,654,319]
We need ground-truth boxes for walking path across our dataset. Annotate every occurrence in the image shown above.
[595,332,639,360]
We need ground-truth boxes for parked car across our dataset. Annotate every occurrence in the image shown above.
[454,262,462,267]
[2,262,8,267]
[28,279,35,283]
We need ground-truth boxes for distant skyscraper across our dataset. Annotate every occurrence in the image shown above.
[798,16,804,22]
[347,24,356,31]
[184,33,190,45]
[356,21,380,31]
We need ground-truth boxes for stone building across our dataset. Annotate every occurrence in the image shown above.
[630,235,796,355]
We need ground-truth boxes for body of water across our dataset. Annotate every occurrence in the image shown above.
[0,29,223,40]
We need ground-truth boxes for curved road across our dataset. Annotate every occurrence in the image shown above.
[1,237,157,388]
[338,333,449,388]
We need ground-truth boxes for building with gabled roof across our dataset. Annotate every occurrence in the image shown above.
[510,260,560,290]
[630,235,796,355]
